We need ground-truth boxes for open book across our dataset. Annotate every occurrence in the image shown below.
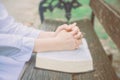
[35,38,93,73]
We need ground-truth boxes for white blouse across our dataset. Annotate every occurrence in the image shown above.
[0,3,40,80]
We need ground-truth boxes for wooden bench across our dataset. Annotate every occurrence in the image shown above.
[19,0,120,80]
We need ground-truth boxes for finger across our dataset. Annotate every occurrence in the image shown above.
[61,24,73,32]
[75,39,78,49]
[57,24,68,31]
[70,27,79,36]
[68,23,78,32]
[66,26,72,31]
[69,23,77,29]
[75,39,82,48]
[61,24,68,29]
[81,33,84,38]
[71,23,77,27]
[73,27,79,33]
[74,32,82,39]
[75,39,82,49]
[78,40,82,47]
[61,24,68,28]
[70,30,77,36]
[72,26,80,32]
[69,22,76,26]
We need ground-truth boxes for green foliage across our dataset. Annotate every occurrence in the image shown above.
[94,20,108,40]
[78,0,90,5]
[45,9,65,20]
[71,6,91,21]
[51,1,58,6]
[108,40,117,49]
[105,0,117,4]
[43,0,117,49]
[94,18,117,49]
[44,0,91,21]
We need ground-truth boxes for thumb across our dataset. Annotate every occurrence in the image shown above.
[69,23,77,29]
[71,23,76,27]
[72,23,76,26]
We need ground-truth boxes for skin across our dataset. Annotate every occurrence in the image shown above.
[33,23,83,53]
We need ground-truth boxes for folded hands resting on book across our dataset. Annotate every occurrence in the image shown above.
[33,23,83,52]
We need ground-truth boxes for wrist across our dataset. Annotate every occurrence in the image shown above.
[38,31,56,38]
[50,32,56,37]
[33,38,61,52]
[33,39,39,53]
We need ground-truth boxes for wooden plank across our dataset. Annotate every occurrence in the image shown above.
[75,20,118,80]
[21,55,72,80]
[90,0,120,50]
[20,19,118,80]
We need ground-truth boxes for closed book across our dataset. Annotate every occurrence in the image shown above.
[35,38,93,73]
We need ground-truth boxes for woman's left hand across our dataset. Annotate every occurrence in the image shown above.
[55,23,83,40]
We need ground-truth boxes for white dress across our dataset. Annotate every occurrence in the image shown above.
[0,3,40,80]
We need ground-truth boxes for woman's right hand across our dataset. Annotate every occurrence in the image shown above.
[55,30,82,50]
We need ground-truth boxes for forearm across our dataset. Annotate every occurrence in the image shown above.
[38,31,56,39]
[33,38,62,52]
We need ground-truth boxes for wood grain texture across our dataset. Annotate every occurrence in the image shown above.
[20,19,118,80]
[90,0,120,50]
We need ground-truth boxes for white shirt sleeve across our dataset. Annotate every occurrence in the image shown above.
[0,3,41,39]
[0,56,25,80]
[0,34,35,62]
[0,3,39,80]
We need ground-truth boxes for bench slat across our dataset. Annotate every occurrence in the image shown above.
[90,0,120,49]
[74,20,118,80]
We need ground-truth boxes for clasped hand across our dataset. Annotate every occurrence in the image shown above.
[55,23,83,50]
[34,23,83,52]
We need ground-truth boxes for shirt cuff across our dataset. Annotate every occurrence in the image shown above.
[11,37,35,62]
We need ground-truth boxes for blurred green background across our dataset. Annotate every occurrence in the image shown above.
[44,0,119,50]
